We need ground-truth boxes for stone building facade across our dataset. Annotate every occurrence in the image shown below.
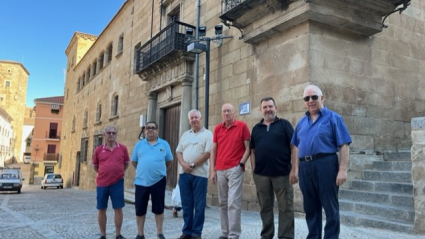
[60,0,425,232]
[0,60,29,163]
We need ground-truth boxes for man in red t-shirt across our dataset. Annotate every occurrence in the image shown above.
[93,126,130,239]
[210,103,250,239]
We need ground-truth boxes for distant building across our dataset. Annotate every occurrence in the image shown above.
[31,96,63,183]
[0,60,29,163]
[0,107,13,167]
[20,107,36,161]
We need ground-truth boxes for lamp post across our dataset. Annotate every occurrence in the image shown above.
[186,25,232,129]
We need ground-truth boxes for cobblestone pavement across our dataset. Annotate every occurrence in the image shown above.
[1,163,423,239]
[0,184,424,239]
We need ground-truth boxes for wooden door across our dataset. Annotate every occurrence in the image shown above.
[163,104,180,189]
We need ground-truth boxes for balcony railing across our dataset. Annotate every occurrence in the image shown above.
[44,153,59,161]
[221,0,245,14]
[45,131,61,140]
[135,20,196,74]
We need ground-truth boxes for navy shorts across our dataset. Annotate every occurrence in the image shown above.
[135,176,166,216]
[96,178,125,210]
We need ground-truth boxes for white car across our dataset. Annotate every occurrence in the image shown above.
[0,167,24,193]
[41,173,63,189]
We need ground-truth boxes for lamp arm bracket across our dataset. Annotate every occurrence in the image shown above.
[382,0,411,29]
[221,19,244,40]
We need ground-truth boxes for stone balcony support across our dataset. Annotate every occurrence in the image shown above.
[220,0,408,44]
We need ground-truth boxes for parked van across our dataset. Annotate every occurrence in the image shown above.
[23,156,31,164]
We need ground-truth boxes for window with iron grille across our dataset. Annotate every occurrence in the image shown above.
[82,72,86,86]
[107,43,113,63]
[99,53,104,70]
[87,68,91,81]
[111,94,119,117]
[77,78,81,91]
[92,60,97,76]
[118,33,124,54]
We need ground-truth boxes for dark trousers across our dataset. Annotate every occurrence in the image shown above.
[179,173,208,236]
[299,154,340,239]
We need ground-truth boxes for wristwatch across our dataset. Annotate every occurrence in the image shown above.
[190,163,195,168]
[239,162,244,168]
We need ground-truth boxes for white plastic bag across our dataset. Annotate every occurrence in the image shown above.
[171,184,182,207]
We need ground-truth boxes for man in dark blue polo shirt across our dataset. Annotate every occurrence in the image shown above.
[250,97,295,239]
[291,85,351,239]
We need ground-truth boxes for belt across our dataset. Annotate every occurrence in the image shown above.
[299,153,336,162]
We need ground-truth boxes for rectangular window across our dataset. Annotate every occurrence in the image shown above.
[107,43,113,63]
[49,123,58,138]
[118,33,124,54]
[5,81,11,87]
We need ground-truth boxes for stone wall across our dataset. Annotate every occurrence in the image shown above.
[411,117,425,233]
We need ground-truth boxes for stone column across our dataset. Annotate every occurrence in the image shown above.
[180,79,192,138]
[411,116,425,234]
[147,92,157,122]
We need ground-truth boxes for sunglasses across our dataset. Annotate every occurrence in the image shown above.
[303,95,319,102]
[106,132,117,135]
[146,127,157,130]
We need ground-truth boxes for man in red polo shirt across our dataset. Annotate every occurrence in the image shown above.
[93,126,130,239]
[210,103,250,239]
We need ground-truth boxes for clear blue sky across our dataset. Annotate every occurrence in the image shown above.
[0,1,125,107]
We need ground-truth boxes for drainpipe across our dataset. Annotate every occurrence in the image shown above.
[151,0,154,38]
[194,0,200,109]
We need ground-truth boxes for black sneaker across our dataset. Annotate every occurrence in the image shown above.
[158,234,166,239]
[99,236,106,239]
[116,235,126,239]
[135,235,145,239]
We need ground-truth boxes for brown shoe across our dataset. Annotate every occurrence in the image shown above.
[177,234,191,239]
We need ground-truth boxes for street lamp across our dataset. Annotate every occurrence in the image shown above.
[186,25,233,129]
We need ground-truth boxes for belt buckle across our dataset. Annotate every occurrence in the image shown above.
[305,156,313,161]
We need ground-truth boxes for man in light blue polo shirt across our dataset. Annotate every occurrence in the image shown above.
[131,121,173,239]
[290,85,351,239]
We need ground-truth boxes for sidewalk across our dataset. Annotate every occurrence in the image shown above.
[155,189,424,239]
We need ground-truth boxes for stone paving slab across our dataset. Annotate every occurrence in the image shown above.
[0,184,424,239]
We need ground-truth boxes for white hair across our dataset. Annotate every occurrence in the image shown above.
[303,85,323,96]
[188,109,202,119]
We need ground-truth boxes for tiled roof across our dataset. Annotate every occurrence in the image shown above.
[34,96,64,104]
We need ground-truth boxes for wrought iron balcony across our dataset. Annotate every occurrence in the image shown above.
[135,20,196,75]
[44,153,59,161]
[45,131,61,140]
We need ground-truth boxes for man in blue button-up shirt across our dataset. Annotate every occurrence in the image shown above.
[290,85,351,239]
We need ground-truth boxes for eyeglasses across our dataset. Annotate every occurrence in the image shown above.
[303,95,319,102]
[145,127,157,131]
[106,132,117,135]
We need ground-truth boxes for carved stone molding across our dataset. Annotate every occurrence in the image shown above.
[137,51,195,81]
[220,0,406,44]
[144,59,194,94]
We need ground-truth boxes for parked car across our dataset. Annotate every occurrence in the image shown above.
[0,167,24,193]
[23,156,31,164]
[41,173,63,189]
